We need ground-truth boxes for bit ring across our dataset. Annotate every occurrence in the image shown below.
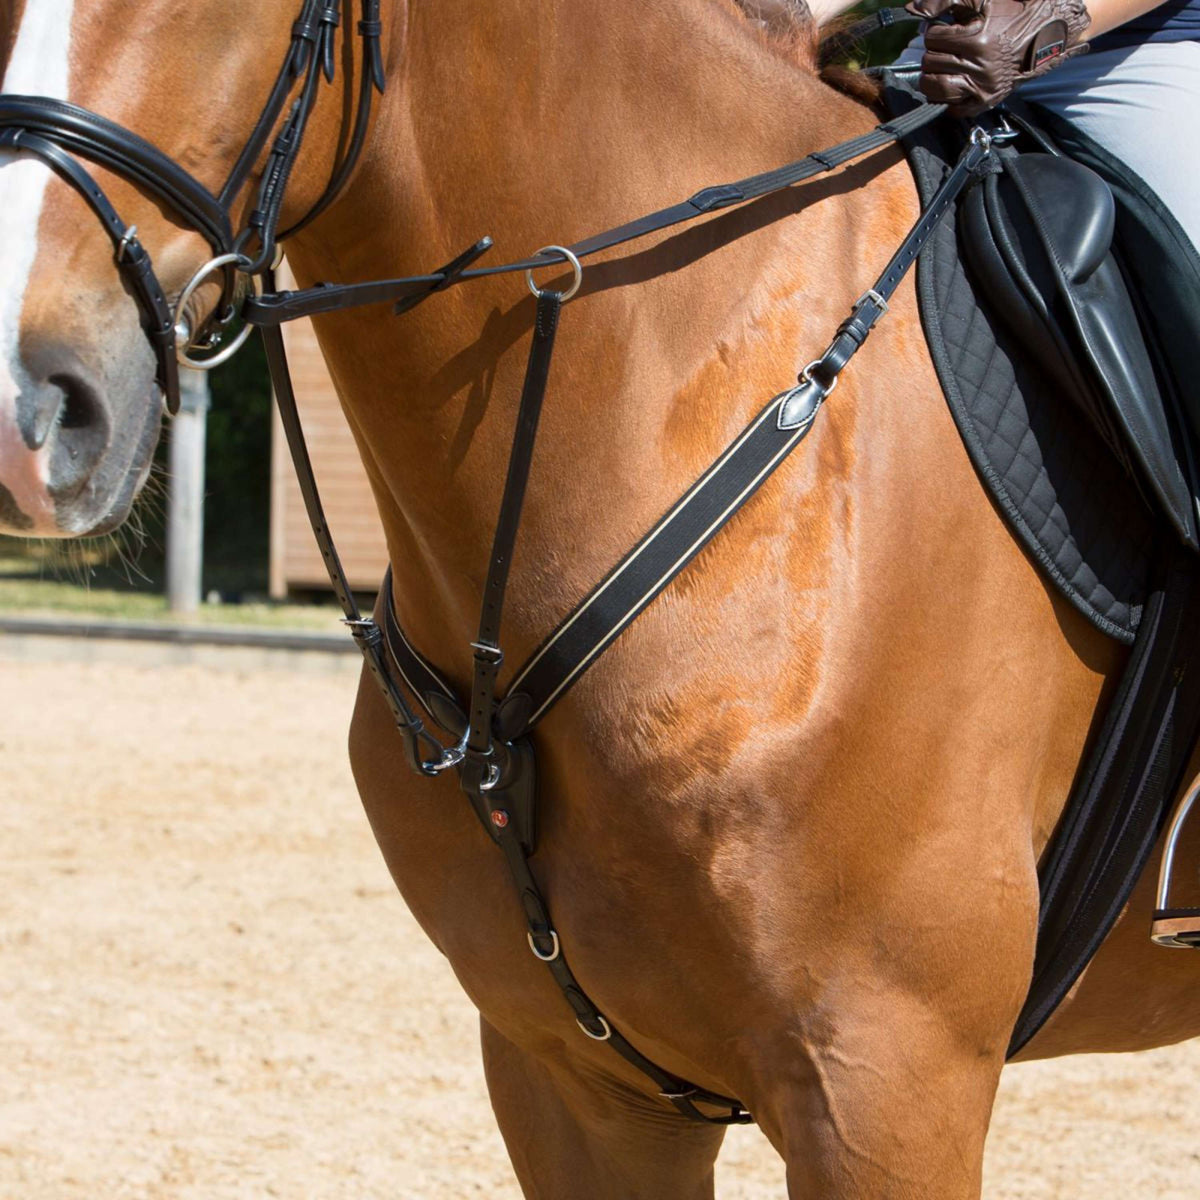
[173,253,260,370]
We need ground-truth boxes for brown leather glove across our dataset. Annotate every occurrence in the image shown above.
[906,0,1091,118]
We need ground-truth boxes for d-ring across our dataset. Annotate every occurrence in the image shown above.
[525,245,583,303]
[173,252,260,370]
[577,1015,613,1042]
[527,930,561,962]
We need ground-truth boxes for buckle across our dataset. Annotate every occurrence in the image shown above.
[470,640,504,664]
[852,287,887,315]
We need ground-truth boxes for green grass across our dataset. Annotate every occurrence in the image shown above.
[0,554,355,633]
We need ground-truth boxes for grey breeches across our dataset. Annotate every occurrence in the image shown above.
[897,38,1200,255]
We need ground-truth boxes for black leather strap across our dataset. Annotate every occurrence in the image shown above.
[806,129,994,391]
[0,95,234,255]
[460,292,562,794]
[280,0,386,241]
[0,127,182,411]
[819,5,917,66]
[492,821,752,1124]
[244,103,947,327]
[380,565,467,732]
[261,282,453,777]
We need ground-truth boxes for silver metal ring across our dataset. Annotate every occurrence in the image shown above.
[173,253,260,370]
[525,245,583,303]
[577,1015,613,1042]
[527,930,561,962]
[800,360,838,397]
[423,731,469,776]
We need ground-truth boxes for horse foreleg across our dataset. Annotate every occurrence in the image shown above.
[743,990,1005,1199]
[479,1016,726,1200]
[734,964,1017,1200]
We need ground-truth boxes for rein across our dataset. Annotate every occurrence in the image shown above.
[0,2,997,1123]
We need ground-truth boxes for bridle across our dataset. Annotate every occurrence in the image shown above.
[0,0,1000,1124]
[0,0,384,411]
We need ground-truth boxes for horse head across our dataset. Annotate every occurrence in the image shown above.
[0,0,374,536]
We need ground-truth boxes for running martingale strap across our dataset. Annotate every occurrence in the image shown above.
[244,103,944,326]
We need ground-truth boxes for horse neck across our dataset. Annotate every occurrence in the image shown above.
[285,0,884,668]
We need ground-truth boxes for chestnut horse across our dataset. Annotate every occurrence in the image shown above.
[2,0,1197,1194]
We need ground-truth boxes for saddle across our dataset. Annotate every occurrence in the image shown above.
[961,139,1197,549]
[882,72,1200,1052]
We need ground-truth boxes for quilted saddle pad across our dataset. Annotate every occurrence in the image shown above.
[883,73,1156,643]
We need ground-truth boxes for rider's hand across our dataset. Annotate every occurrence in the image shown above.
[905,0,1091,117]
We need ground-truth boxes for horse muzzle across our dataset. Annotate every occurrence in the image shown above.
[0,319,160,537]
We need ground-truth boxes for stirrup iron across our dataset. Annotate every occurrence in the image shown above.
[1150,770,1200,948]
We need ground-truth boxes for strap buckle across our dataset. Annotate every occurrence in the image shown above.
[470,640,504,664]
[852,287,888,315]
[420,729,469,776]
[115,224,140,263]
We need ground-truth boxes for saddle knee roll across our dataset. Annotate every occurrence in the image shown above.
[960,152,1198,549]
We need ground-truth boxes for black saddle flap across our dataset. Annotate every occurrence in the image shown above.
[961,152,1197,548]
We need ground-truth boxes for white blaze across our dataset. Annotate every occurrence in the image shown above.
[0,0,76,530]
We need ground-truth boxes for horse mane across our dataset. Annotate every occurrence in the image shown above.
[732,0,884,105]
[734,0,820,64]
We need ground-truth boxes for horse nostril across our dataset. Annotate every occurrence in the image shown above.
[56,379,95,432]
[35,372,111,495]
[56,378,98,431]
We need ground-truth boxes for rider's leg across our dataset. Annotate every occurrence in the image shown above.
[1014,40,1200,255]
[893,36,1200,250]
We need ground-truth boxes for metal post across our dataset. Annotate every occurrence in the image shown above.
[166,367,210,614]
